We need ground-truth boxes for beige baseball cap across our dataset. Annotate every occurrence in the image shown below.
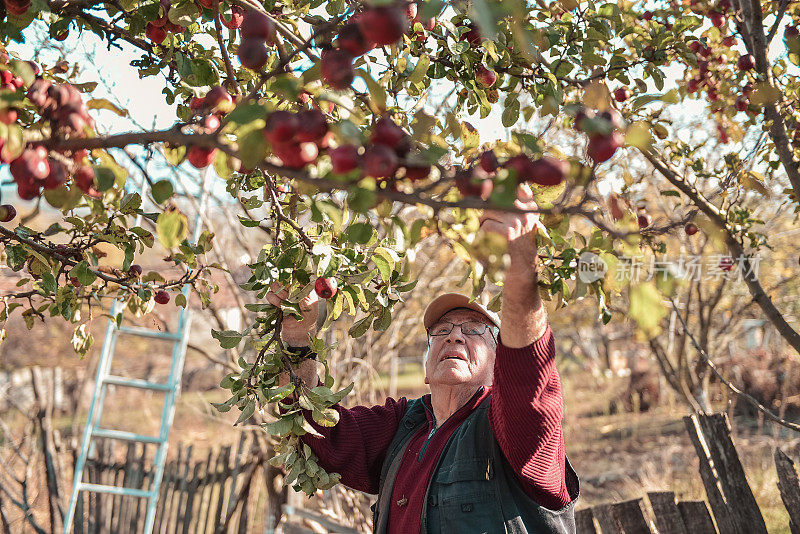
[423,293,500,330]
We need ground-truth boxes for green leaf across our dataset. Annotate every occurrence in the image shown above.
[175,293,187,308]
[407,55,430,84]
[211,329,243,349]
[344,222,373,244]
[355,69,387,113]
[265,416,294,436]
[373,306,392,331]
[70,261,97,286]
[156,211,189,249]
[372,255,392,282]
[234,400,255,425]
[348,314,373,338]
[312,407,340,427]
[151,180,174,204]
[629,282,666,338]
[94,166,116,191]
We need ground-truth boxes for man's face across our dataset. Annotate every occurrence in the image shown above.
[424,309,497,389]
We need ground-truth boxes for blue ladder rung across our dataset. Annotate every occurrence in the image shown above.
[79,483,154,498]
[103,375,172,391]
[92,428,163,444]
[117,326,182,340]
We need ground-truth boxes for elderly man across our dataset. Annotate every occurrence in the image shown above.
[268,185,579,533]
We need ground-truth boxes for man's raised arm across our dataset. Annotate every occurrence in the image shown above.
[479,185,573,511]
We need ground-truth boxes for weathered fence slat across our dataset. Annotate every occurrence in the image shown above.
[775,448,800,534]
[575,508,599,533]
[611,498,653,533]
[677,500,718,534]
[196,449,216,534]
[181,450,207,534]
[214,446,232,530]
[592,503,623,534]
[174,444,193,533]
[684,413,767,534]
[647,491,688,534]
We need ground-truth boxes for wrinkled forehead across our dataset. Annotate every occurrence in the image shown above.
[436,308,492,326]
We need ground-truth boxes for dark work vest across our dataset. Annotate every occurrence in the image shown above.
[371,393,579,534]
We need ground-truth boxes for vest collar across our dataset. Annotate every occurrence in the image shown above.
[422,385,493,428]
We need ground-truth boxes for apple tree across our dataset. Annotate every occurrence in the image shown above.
[1,0,800,495]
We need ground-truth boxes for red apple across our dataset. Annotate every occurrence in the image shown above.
[478,150,498,173]
[504,154,536,181]
[476,65,497,88]
[314,277,337,299]
[43,158,68,190]
[295,109,328,143]
[129,264,143,277]
[461,23,481,45]
[709,11,725,27]
[722,36,736,47]
[642,10,653,20]
[0,204,16,222]
[587,131,624,163]
[241,10,275,42]
[272,141,317,169]
[330,144,360,174]
[186,146,217,168]
[357,6,407,46]
[719,256,734,271]
[718,0,732,10]
[10,149,50,183]
[613,87,631,102]
[370,117,407,150]
[455,168,492,199]
[321,49,355,90]
[205,86,232,110]
[362,144,398,178]
[529,156,569,186]
[16,181,41,200]
[737,54,755,71]
[404,163,431,181]
[742,81,754,95]
[785,25,799,40]
[154,290,171,304]
[263,110,299,144]
[336,23,373,57]
[688,40,702,53]
[74,165,100,197]
[685,222,698,235]
[222,6,244,29]
[146,22,167,44]
[735,95,749,111]
[237,38,269,70]
[637,213,650,229]
[687,77,702,93]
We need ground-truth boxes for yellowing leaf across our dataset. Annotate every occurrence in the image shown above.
[156,211,189,249]
[629,282,666,339]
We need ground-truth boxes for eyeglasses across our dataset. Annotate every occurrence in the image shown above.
[427,321,494,338]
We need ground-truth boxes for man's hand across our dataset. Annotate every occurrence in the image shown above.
[478,183,547,347]
[265,282,320,346]
[266,282,321,389]
[477,182,540,275]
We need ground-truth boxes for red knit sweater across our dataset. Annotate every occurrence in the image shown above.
[296,325,570,531]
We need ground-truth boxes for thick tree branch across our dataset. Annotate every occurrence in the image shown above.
[642,149,800,355]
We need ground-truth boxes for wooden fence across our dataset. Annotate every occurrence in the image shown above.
[69,433,285,534]
[574,413,800,534]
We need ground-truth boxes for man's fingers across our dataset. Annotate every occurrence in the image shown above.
[480,219,509,238]
[299,290,320,312]
[266,292,283,307]
[517,182,534,201]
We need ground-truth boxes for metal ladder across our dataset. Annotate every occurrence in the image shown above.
[63,168,211,534]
